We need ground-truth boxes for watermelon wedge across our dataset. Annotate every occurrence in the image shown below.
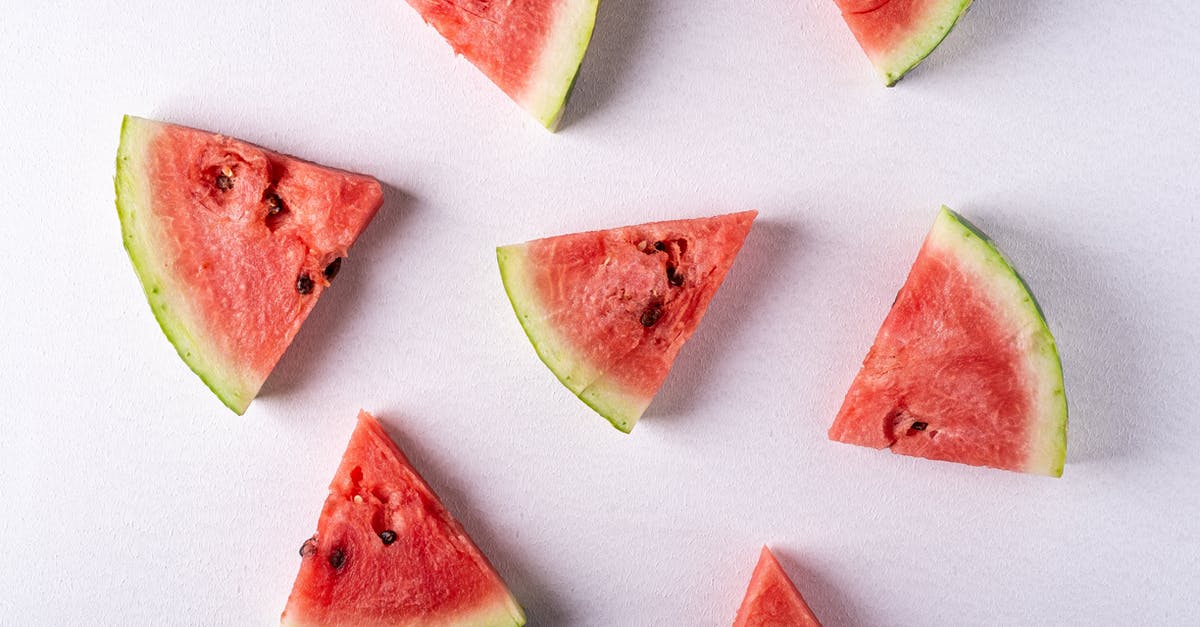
[834,0,973,85]
[115,116,383,414]
[733,546,822,627]
[402,0,600,129]
[282,411,526,627]
[497,211,756,433]
[829,207,1067,476]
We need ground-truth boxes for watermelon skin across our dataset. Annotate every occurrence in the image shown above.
[282,411,525,627]
[403,0,600,129]
[733,546,822,627]
[835,0,973,86]
[829,207,1067,476]
[497,211,756,432]
[115,116,382,414]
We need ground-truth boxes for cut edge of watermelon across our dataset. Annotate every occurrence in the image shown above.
[859,0,974,86]
[519,0,601,130]
[497,244,647,432]
[930,206,1068,476]
[114,115,254,414]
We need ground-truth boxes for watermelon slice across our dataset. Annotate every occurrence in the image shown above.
[829,207,1067,476]
[733,546,822,627]
[497,211,756,433]
[402,0,600,129]
[834,0,973,85]
[115,116,383,414]
[282,411,526,627]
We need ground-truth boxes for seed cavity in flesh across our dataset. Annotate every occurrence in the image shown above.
[654,241,667,252]
[324,257,343,281]
[299,537,317,558]
[328,548,346,570]
[666,263,684,287]
[215,173,233,191]
[640,301,663,327]
[296,273,314,295]
[265,193,285,215]
[379,530,397,545]
[911,421,928,431]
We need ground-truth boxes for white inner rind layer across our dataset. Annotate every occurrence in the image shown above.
[928,207,1068,476]
[281,598,526,627]
[115,116,254,414]
[871,0,973,86]
[517,0,601,130]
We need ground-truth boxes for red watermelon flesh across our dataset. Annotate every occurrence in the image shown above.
[497,211,756,432]
[403,0,600,129]
[733,546,822,627]
[834,0,973,85]
[829,207,1067,476]
[115,116,382,414]
[282,411,525,627]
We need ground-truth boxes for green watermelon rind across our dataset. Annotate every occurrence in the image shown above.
[114,115,254,415]
[872,0,974,86]
[932,206,1068,476]
[496,245,645,433]
[518,0,601,130]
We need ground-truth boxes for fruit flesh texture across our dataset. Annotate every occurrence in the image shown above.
[115,116,382,414]
[282,411,525,627]
[829,207,1067,476]
[733,547,822,627]
[404,0,599,129]
[498,211,756,432]
[835,0,974,85]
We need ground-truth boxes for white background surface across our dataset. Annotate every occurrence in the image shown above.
[2,1,1199,625]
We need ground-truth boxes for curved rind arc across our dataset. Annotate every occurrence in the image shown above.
[934,207,1067,475]
[115,116,253,414]
[838,0,974,86]
[521,0,601,129]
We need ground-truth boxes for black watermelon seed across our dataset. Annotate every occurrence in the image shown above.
[653,241,667,252]
[324,257,343,281]
[215,174,233,191]
[328,548,346,570]
[912,421,928,431]
[265,193,285,215]
[666,264,684,287]
[379,530,397,545]
[640,302,663,327]
[299,537,317,558]
[296,273,314,295]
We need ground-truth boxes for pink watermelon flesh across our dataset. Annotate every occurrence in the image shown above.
[497,211,756,432]
[403,0,599,129]
[733,546,822,627]
[829,207,1067,476]
[834,0,973,85]
[282,411,525,627]
[115,116,383,414]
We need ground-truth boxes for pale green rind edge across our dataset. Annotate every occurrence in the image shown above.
[115,115,254,415]
[496,244,644,433]
[933,206,1068,477]
[519,0,601,130]
[281,597,525,627]
[875,0,974,86]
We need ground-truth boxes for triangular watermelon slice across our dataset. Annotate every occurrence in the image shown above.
[834,0,973,85]
[497,211,756,433]
[402,0,600,129]
[733,546,822,627]
[115,116,383,414]
[282,411,526,627]
[829,207,1067,476]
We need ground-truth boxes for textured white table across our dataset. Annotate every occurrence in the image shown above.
[2,1,1198,625]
